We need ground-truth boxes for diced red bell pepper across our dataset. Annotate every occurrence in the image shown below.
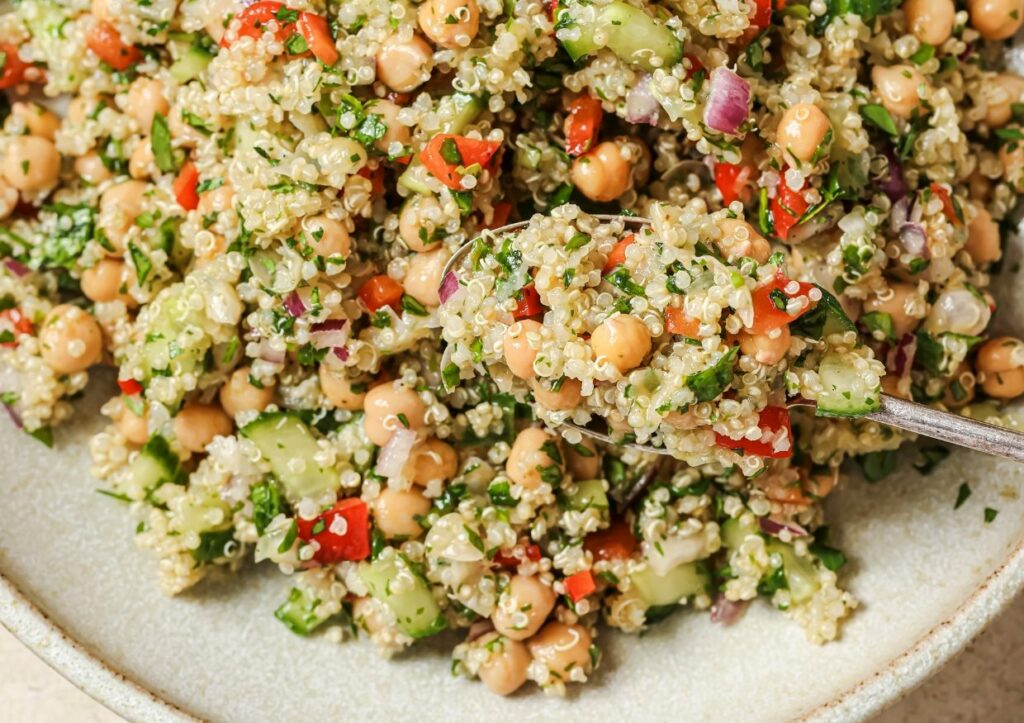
[358,275,404,312]
[512,284,543,320]
[118,378,143,395]
[482,200,512,229]
[664,307,702,338]
[715,163,755,207]
[564,570,596,603]
[747,273,817,334]
[548,0,559,22]
[297,12,338,65]
[221,1,294,47]
[296,498,371,563]
[172,162,200,211]
[0,308,32,347]
[684,53,705,80]
[770,180,809,241]
[564,95,603,158]
[357,165,385,195]
[0,43,30,90]
[602,234,636,274]
[752,0,773,29]
[583,520,636,561]
[715,405,793,458]
[493,542,542,567]
[87,22,142,72]
[420,134,502,190]
[929,183,961,226]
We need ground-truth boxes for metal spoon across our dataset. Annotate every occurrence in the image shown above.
[439,215,1024,466]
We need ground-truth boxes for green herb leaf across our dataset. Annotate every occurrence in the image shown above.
[856,449,898,482]
[860,103,899,136]
[151,113,177,173]
[250,479,282,535]
[685,346,738,402]
[954,481,971,510]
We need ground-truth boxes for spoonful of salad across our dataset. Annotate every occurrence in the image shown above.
[436,205,1024,473]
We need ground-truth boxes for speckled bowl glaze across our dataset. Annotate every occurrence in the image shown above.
[3,61,1024,723]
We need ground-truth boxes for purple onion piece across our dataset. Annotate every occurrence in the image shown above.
[625,75,661,126]
[438,271,459,305]
[3,258,30,277]
[898,222,929,257]
[891,332,918,377]
[703,67,751,135]
[283,291,306,318]
[710,595,749,626]
[467,619,495,642]
[759,516,809,538]
[333,346,349,361]
[878,150,906,201]
[4,403,22,429]
[311,318,346,332]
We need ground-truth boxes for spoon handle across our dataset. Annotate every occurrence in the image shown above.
[867,394,1024,463]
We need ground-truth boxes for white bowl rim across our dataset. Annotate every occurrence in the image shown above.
[2,531,1023,723]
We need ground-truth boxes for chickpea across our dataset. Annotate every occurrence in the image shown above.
[968,0,1024,40]
[0,178,17,220]
[67,97,94,126]
[81,259,135,306]
[926,287,991,336]
[39,305,104,375]
[115,401,149,445]
[739,325,791,365]
[363,382,427,446]
[319,366,368,411]
[399,196,445,252]
[984,74,1024,127]
[717,218,771,263]
[475,633,531,696]
[503,319,543,379]
[300,214,350,261]
[99,180,148,252]
[527,622,593,679]
[942,362,976,407]
[565,437,600,480]
[196,183,235,219]
[219,366,275,418]
[530,376,582,411]
[506,427,561,489]
[372,486,431,538]
[777,103,831,165]
[376,34,433,93]
[999,142,1024,191]
[367,99,411,156]
[590,315,651,373]
[871,64,929,120]
[402,437,459,485]
[492,575,557,641]
[418,0,480,49]
[2,136,61,192]
[571,141,630,202]
[9,102,61,140]
[173,402,234,454]
[125,77,169,133]
[969,170,994,203]
[965,206,1002,265]
[404,248,451,308]
[74,152,113,185]
[129,140,155,180]
[881,372,911,400]
[903,0,956,46]
[976,336,1024,399]
[863,283,922,338]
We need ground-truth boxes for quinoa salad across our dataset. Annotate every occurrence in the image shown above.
[1,0,1024,699]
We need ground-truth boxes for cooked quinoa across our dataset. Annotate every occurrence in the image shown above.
[0,0,1023,699]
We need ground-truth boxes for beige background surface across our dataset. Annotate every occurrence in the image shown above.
[2,596,1022,723]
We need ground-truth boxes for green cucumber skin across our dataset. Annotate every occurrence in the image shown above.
[557,2,683,71]
[630,561,709,607]
[815,353,881,417]
[359,557,447,639]
[240,412,339,501]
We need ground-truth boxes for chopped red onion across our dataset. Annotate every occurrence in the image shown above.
[311,319,349,350]
[879,151,906,201]
[4,403,22,429]
[333,347,349,361]
[626,75,661,126]
[283,291,306,317]
[703,67,751,135]
[898,223,929,257]
[759,517,809,538]
[710,595,749,626]
[467,619,495,642]
[3,258,30,277]
[890,332,917,377]
[438,271,460,305]
[375,427,418,479]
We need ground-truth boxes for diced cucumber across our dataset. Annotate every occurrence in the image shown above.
[275,587,329,636]
[563,479,609,511]
[359,556,447,639]
[240,412,339,501]
[720,516,759,550]
[170,45,214,84]
[398,92,485,194]
[127,435,184,500]
[630,561,709,607]
[815,351,881,417]
[558,1,683,72]
[766,541,820,604]
[173,493,231,538]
